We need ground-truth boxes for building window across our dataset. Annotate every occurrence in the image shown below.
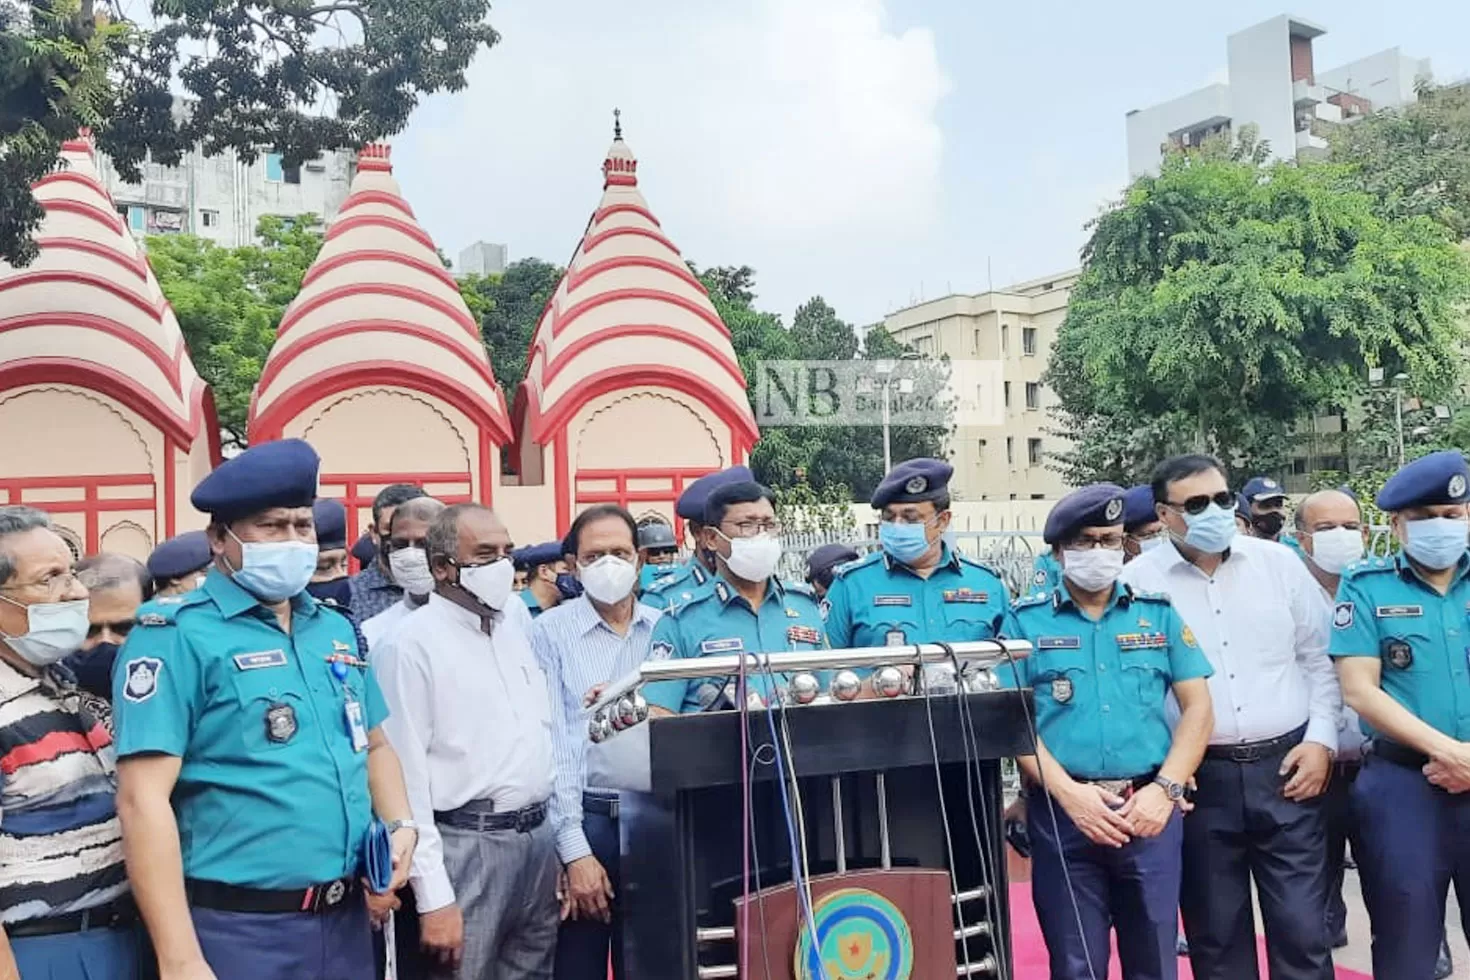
[1025,382,1040,410]
[200,209,219,228]
[978,438,987,457]
[1009,493,1017,501]
[1030,493,1045,500]
[126,206,144,232]
[265,152,284,182]
[1028,437,1043,466]
[973,329,981,354]
[1001,324,1009,355]
[1003,382,1011,408]
[1023,327,1037,356]
[283,162,302,184]
[1006,437,1014,465]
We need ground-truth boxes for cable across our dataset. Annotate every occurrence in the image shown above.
[757,657,819,951]
[748,743,778,980]
[738,653,752,979]
[918,647,975,977]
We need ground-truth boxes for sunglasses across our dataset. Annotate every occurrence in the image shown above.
[1164,491,1235,516]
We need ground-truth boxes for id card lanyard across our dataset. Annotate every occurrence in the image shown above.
[330,657,370,752]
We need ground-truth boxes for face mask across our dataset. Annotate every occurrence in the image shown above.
[1137,535,1165,554]
[460,558,515,610]
[555,572,583,601]
[0,598,90,666]
[228,532,317,603]
[878,521,932,564]
[580,555,639,605]
[723,534,782,582]
[388,548,436,596]
[1177,503,1237,555]
[1061,549,1124,593]
[1251,512,1286,540]
[65,642,118,699]
[1306,527,1364,575]
[305,578,351,608]
[1402,517,1469,571]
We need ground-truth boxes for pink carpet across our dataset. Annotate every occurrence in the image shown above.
[1008,882,1371,979]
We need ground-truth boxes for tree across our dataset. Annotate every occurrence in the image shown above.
[789,296,859,361]
[2,0,499,264]
[1046,138,1470,486]
[148,215,324,447]
[458,258,564,396]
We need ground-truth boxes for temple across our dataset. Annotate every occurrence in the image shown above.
[510,115,758,537]
[247,144,513,541]
[0,132,220,559]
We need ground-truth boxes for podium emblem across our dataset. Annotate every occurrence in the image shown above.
[794,887,914,980]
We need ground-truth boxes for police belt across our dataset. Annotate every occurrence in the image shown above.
[1204,724,1306,763]
[1074,772,1157,799]
[6,897,136,938]
[185,876,360,915]
[434,798,548,834]
[1368,739,1430,771]
[583,791,619,819]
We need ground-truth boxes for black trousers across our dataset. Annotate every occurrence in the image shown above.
[1180,748,1333,980]
[1324,759,1361,938]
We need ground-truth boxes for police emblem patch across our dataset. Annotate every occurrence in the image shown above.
[1451,474,1467,498]
[1181,625,1198,648]
[794,887,914,980]
[1382,639,1413,670]
[1104,498,1124,522]
[1332,602,1354,630]
[819,599,830,621]
[904,475,927,494]
[650,641,674,661]
[123,657,163,702]
[1033,569,1047,586]
[265,703,298,743]
[1051,677,1074,703]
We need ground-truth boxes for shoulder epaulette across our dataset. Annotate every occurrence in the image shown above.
[782,580,816,598]
[957,553,1004,577]
[134,590,210,627]
[647,572,680,592]
[1012,591,1051,611]
[663,582,717,617]
[1342,556,1393,579]
[832,552,883,579]
[1129,589,1173,604]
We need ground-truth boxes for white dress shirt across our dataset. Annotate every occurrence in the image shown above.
[362,597,411,652]
[1120,534,1340,749]
[375,593,555,912]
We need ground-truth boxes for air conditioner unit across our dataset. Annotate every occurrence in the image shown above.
[305,161,326,172]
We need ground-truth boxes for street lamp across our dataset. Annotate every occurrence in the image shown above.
[1369,368,1411,467]
[874,359,917,472]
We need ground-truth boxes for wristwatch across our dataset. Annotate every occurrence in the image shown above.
[1153,775,1185,803]
[387,818,419,838]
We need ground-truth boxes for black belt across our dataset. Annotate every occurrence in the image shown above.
[1073,772,1157,799]
[1369,739,1430,771]
[435,799,547,833]
[583,792,619,819]
[1205,724,1306,763]
[6,898,136,938]
[185,876,359,915]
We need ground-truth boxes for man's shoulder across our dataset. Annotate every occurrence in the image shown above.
[1010,590,1053,615]
[1341,555,1396,583]
[953,552,1006,586]
[133,589,215,631]
[832,551,884,581]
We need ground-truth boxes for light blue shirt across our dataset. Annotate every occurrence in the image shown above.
[530,596,660,863]
[822,545,1009,650]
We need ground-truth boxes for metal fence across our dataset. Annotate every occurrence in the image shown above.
[780,530,1048,598]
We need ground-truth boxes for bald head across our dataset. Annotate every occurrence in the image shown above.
[1296,490,1361,533]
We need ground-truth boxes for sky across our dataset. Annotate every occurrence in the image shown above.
[389,0,1470,328]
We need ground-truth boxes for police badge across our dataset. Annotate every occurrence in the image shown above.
[123,657,163,702]
[1382,639,1413,670]
[1051,677,1074,704]
[1104,498,1124,522]
[904,476,927,494]
[265,702,298,743]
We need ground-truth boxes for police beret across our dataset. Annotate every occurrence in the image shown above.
[1235,493,1251,520]
[806,543,859,584]
[312,499,348,550]
[637,522,677,550]
[191,439,320,523]
[871,458,952,510]
[676,466,753,522]
[514,541,564,570]
[1043,483,1127,545]
[350,531,377,566]
[1375,450,1470,512]
[1242,476,1287,503]
[146,530,212,581]
[1121,485,1157,532]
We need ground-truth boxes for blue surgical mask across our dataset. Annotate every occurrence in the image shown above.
[1403,517,1469,570]
[879,521,932,564]
[1178,503,1237,555]
[228,531,317,602]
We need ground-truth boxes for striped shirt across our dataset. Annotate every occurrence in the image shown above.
[530,596,659,863]
[347,563,402,626]
[0,661,126,923]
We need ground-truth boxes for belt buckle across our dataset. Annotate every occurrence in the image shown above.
[515,806,537,833]
[313,879,347,911]
[608,798,620,821]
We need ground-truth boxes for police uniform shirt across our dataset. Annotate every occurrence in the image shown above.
[822,545,1008,650]
[642,575,827,714]
[113,569,388,889]
[1001,584,1213,779]
[1329,552,1470,742]
[640,557,710,611]
[1030,551,1062,593]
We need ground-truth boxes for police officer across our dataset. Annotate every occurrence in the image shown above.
[1122,485,1166,562]
[1331,449,1470,979]
[1241,476,1290,542]
[642,466,752,610]
[516,541,578,618]
[146,530,212,597]
[805,543,859,601]
[1031,549,1063,593]
[112,439,419,980]
[306,498,352,609]
[636,521,680,592]
[643,480,827,715]
[1001,484,1214,980]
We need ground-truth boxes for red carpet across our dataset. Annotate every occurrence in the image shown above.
[1008,883,1371,979]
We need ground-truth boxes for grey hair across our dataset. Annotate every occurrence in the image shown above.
[0,506,54,586]
[426,503,493,564]
[75,552,153,600]
[390,496,447,534]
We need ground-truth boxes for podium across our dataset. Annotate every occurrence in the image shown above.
[594,686,1034,979]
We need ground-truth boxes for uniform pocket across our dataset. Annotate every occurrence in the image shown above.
[1121,654,1169,703]
[230,670,312,753]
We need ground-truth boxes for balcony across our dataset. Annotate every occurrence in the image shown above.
[1293,78,1325,107]
[1295,127,1330,157]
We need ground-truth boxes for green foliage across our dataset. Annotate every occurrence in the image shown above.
[772,480,856,536]
[148,215,323,447]
[457,258,564,396]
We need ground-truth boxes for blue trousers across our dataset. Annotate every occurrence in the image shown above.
[192,902,373,980]
[11,925,141,980]
[554,799,623,980]
[1028,788,1183,980]
[1354,755,1470,980]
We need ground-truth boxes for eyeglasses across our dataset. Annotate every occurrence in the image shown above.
[1163,491,1235,516]
[1065,534,1126,551]
[720,521,782,538]
[0,570,79,599]
[87,620,136,639]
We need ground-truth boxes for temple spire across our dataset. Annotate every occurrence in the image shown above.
[613,108,622,141]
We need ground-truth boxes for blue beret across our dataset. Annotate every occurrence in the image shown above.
[146,530,212,581]
[637,523,677,550]
[1121,485,1157,532]
[351,531,377,566]
[191,439,319,523]
[1235,493,1251,520]
[312,499,348,550]
[871,458,952,510]
[676,466,753,521]
[1043,483,1127,545]
[1242,476,1287,503]
[1375,450,1470,511]
[514,541,565,570]
[806,544,859,582]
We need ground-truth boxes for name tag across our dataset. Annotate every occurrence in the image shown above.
[1116,632,1168,650]
[233,650,288,671]
[1376,605,1423,618]
[1037,636,1080,650]
[787,625,821,645]
[942,589,989,604]
[701,638,744,654]
[873,595,912,607]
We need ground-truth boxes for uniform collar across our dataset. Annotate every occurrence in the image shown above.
[203,567,320,621]
[1051,580,1132,614]
[1394,550,1470,587]
[567,594,659,635]
[711,573,784,608]
[880,542,961,577]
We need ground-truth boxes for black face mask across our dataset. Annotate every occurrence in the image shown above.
[307,578,354,610]
[1252,512,1286,540]
[64,643,120,701]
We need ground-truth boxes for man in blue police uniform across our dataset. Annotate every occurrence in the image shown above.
[516,541,576,619]
[1331,449,1470,979]
[1122,485,1166,563]
[1031,549,1063,593]
[1001,484,1214,980]
[824,459,1009,657]
[112,439,419,980]
[805,543,859,601]
[307,498,353,609]
[642,466,752,610]
[643,480,827,714]
[147,530,213,597]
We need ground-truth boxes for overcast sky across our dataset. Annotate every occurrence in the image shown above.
[388,0,1470,328]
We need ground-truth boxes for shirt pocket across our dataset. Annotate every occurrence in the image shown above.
[229,668,314,754]
[941,601,999,638]
[868,617,921,647]
[1033,664,1085,709]
[1121,651,1171,704]
[1381,628,1433,675]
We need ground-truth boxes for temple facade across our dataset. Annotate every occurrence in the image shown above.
[0,132,220,559]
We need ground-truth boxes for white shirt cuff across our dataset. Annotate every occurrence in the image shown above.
[1304,718,1339,753]
[412,867,457,913]
[556,823,593,865]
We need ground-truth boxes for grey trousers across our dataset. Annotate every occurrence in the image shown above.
[440,818,560,979]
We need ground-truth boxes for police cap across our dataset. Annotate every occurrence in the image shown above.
[514,541,564,571]
[1121,485,1158,533]
[1242,476,1287,504]
[191,439,319,524]
[146,530,212,581]
[871,458,952,510]
[637,522,677,550]
[1235,493,1251,521]
[1375,450,1470,512]
[1043,483,1127,546]
[676,466,753,522]
[312,499,348,551]
[806,543,859,587]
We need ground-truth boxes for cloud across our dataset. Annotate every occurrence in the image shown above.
[392,0,949,320]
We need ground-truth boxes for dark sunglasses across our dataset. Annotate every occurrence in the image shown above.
[86,620,135,639]
[1164,490,1235,516]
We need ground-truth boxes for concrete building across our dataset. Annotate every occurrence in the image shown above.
[883,271,1078,502]
[456,241,508,278]
[1126,14,1430,178]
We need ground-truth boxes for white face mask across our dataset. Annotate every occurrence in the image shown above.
[1306,526,1365,576]
[579,555,639,605]
[459,558,515,610]
[1061,548,1124,593]
[1137,535,1165,554]
[0,598,91,666]
[388,548,436,597]
[723,534,783,582]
